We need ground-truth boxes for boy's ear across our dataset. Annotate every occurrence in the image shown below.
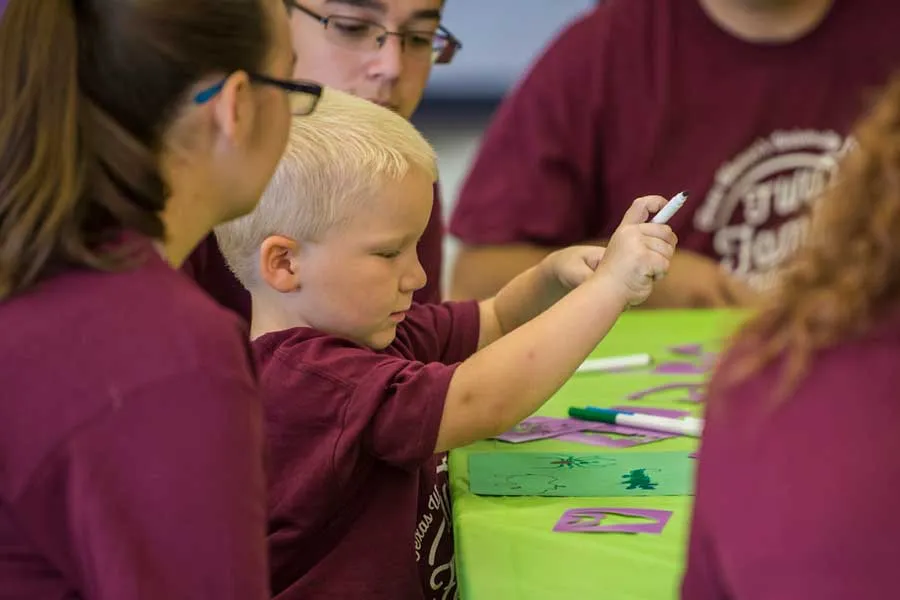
[259,235,302,293]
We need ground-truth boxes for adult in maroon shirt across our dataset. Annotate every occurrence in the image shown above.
[683,76,900,599]
[450,0,900,307]
[0,0,317,598]
[184,0,463,318]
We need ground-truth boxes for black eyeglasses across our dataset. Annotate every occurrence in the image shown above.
[194,73,323,116]
[286,1,462,65]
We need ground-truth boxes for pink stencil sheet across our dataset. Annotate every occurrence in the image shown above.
[627,382,706,403]
[496,407,693,448]
[553,508,673,534]
[493,416,587,443]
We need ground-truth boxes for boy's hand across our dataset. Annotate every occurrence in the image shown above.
[597,196,678,306]
[543,246,608,291]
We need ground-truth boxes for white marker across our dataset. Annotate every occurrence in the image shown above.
[576,353,653,374]
[650,191,688,224]
[569,407,704,438]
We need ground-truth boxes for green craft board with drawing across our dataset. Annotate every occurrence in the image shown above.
[467,451,695,497]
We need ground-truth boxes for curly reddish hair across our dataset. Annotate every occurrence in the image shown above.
[721,75,900,397]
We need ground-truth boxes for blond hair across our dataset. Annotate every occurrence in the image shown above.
[215,87,438,288]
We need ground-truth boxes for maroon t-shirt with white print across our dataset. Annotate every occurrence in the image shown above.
[255,301,479,600]
[416,453,456,598]
[450,0,900,293]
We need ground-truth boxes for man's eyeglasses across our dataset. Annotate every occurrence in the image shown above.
[194,73,323,116]
[286,1,462,65]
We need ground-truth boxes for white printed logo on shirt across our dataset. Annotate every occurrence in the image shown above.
[415,455,457,600]
[693,129,855,292]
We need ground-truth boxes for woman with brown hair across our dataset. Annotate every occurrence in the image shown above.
[0,0,321,597]
[682,75,900,599]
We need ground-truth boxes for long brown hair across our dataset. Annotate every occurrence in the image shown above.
[722,74,900,397]
[0,0,273,299]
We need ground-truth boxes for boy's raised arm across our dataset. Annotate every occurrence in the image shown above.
[436,197,676,453]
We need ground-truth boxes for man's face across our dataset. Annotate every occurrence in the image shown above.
[288,0,444,119]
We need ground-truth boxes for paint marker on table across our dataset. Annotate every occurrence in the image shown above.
[568,406,703,438]
[650,191,688,224]
[575,353,653,374]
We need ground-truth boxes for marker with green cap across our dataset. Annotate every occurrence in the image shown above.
[568,406,703,438]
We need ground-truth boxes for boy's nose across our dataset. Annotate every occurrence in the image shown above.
[401,257,427,293]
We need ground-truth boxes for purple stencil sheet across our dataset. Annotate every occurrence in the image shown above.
[558,405,692,448]
[658,344,719,375]
[556,423,674,448]
[553,508,673,534]
[669,343,704,356]
[653,361,707,375]
[627,382,706,403]
[493,416,586,443]
[685,386,706,403]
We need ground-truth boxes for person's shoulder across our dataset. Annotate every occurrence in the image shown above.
[392,301,480,362]
[592,0,659,19]
[709,319,900,414]
[253,327,410,392]
[80,248,252,379]
[1,245,247,360]
[809,328,900,387]
[132,258,253,376]
[398,302,449,331]
[168,276,251,364]
[398,301,478,337]
[0,249,258,488]
[833,0,900,25]
[578,0,661,32]
[138,255,248,349]
[823,0,900,60]
[535,0,667,74]
[797,322,900,383]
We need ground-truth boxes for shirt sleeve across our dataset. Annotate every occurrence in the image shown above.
[349,358,456,470]
[350,302,478,465]
[15,373,269,600]
[448,9,611,247]
[395,301,480,365]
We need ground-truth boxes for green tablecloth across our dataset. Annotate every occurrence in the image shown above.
[449,310,746,600]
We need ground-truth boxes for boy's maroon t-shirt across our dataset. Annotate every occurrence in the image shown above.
[0,243,269,600]
[255,301,479,600]
[450,0,900,292]
[184,183,446,320]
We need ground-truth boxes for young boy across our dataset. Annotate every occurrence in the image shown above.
[215,88,677,600]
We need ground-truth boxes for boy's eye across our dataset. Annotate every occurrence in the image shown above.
[376,250,401,259]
